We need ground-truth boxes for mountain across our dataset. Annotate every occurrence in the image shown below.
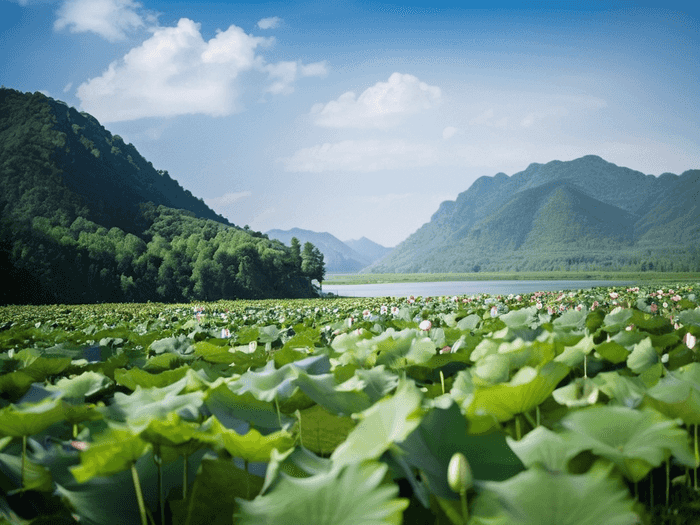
[344,237,392,264]
[266,228,390,272]
[0,88,318,303]
[366,155,700,273]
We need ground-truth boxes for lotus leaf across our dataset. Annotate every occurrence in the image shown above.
[471,463,638,525]
[643,362,700,424]
[466,362,569,423]
[70,428,150,483]
[552,377,599,407]
[561,405,695,481]
[236,461,408,525]
[297,404,356,454]
[48,371,113,401]
[114,366,189,390]
[331,379,423,468]
[506,425,573,472]
[0,399,65,437]
[591,371,645,408]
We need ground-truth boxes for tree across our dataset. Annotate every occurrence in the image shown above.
[301,242,325,292]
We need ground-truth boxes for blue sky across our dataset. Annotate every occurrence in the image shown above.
[1,0,699,247]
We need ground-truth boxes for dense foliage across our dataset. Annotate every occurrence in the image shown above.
[0,88,322,304]
[1,283,700,524]
[368,155,700,273]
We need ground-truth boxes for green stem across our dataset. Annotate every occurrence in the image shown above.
[695,424,699,491]
[515,415,522,441]
[154,449,164,525]
[440,370,445,395]
[73,423,78,439]
[131,463,149,525]
[183,454,189,501]
[666,457,670,507]
[536,405,541,427]
[274,397,282,429]
[459,489,469,525]
[584,354,587,378]
[21,435,27,490]
[523,411,536,429]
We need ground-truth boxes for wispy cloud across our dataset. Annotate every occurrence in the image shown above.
[205,191,252,210]
[54,0,148,42]
[283,139,438,172]
[257,16,282,30]
[310,73,441,128]
[263,60,327,95]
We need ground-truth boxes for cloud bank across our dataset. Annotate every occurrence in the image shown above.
[54,0,147,42]
[311,72,441,128]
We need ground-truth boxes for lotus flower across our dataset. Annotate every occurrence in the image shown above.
[419,320,432,331]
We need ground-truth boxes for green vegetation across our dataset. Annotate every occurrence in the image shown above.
[0,88,323,304]
[1,283,700,524]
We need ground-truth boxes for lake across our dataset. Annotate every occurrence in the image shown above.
[322,280,636,298]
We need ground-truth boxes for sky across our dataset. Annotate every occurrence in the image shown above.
[1,0,699,247]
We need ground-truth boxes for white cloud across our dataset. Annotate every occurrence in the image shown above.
[264,60,327,95]
[54,0,146,42]
[282,140,438,172]
[311,72,441,128]
[206,191,252,210]
[442,126,458,140]
[62,82,73,93]
[76,18,272,122]
[257,16,282,30]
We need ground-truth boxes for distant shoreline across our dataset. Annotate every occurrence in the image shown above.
[324,271,700,286]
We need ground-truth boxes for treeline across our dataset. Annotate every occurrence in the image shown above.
[1,204,324,304]
[0,88,324,304]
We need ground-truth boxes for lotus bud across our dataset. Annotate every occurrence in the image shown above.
[447,452,472,493]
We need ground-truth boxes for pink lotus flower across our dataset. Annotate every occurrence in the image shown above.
[71,441,89,451]
[419,320,432,331]
[440,346,452,354]
[672,295,681,302]
[380,305,388,315]
[408,295,416,304]
[650,303,658,313]
[391,306,399,315]
[536,302,543,310]
[609,292,619,299]
[363,309,371,318]
[685,333,697,350]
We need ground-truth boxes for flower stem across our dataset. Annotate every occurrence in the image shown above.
[666,457,670,507]
[515,415,521,441]
[21,435,27,489]
[131,463,148,525]
[459,489,469,525]
[440,370,445,395]
[183,454,189,501]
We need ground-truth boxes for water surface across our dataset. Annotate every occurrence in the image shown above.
[323,280,635,298]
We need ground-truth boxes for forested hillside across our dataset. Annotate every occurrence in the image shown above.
[0,88,321,304]
[368,156,700,273]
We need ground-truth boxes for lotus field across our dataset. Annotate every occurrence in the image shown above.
[2,284,700,524]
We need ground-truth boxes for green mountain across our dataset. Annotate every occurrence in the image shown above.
[367,155,700,273]
[0,88,320,304]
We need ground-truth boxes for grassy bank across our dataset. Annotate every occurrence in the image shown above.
[324,271,700,285]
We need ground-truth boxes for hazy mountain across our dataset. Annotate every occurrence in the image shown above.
[344,237,392,264]
[367,155,700,273]
[266,228,390,272]
[0,88,317,303]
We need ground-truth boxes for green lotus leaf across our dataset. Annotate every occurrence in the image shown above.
[457,314,481,331]
[149,335,194,356]
[47,371,113,401]
[138,411,202,455]
[626,337,659,374]
[143,352,181,371]
[236,460,408,525]
[0,371,36,397]
[561,405,695,481]
[171,456,265,525]
[372,329,436,368]
[70,428,150,483]
[197,416,295,463]
[0,398,65,437]
[230,355,330,402]
[298,404,356,454]
[499,307,539,330]
[397,401,524,499]
[591,371,645,408]
[679,309,700,328]
[114,366,189,390]
[555,334,595,367]
[193,341,238,364]
[552,377,599,408]
[0,451,53,492]
[610,329,647,350]
[471,462,638,525]
[21,356,72,382]
[643,362,700,424]
[602,309,634,333]
[258,325,281,343]
[99,380,205,427]
[552,307,588,331]
[594,341,629,364]
[331,379,423,468]
[473,354,511,385]
[261,446,333,495]
[466,362,569,423]
[506,425,573,472]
